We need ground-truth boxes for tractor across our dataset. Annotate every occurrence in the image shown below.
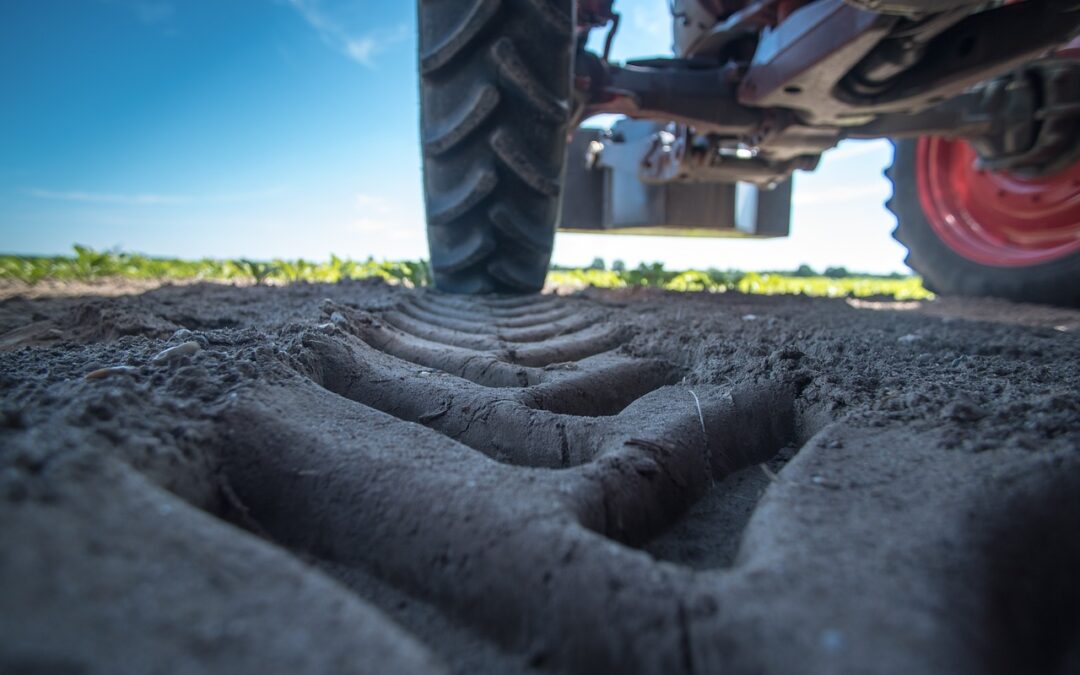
[417,0,1080,305]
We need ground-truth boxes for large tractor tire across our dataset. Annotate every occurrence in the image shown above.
[887,138,1080,306]
[418,0,575,294]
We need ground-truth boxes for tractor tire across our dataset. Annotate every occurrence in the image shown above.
[887,138,1080,306]
[418,0,574,294]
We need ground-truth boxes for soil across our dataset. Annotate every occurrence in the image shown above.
[1,279,1078,675]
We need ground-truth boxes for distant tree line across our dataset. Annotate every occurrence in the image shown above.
[564,259,908,280]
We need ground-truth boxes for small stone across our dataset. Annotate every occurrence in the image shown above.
[742,314,758,321]
[170,328,210,349]
[85,365,139,380]
[897,334,922,345]
[151,341,202,364]
[811,475,841,489]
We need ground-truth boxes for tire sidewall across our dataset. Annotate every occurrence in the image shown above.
[890,138,1080,305]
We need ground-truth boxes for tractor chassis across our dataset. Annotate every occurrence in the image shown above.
[574,0,1080,189]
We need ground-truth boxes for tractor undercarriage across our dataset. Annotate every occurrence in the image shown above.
[567,0,1080,236]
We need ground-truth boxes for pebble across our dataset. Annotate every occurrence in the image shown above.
[897,334,922,345]
[85,366,139,380]
[811,475,841,489]
[151,341,202,364]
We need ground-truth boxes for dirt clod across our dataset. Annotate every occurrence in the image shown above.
[151,340,203,364]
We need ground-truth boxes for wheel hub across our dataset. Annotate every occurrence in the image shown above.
[916,137,1080,267]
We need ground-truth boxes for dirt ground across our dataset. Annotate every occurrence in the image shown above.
[1,278,1078,675]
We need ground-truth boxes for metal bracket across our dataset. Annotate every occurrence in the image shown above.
[559,120,793,238]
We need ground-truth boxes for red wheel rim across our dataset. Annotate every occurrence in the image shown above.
[915,137,1080,266]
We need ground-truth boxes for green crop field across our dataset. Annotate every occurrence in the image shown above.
[0,246,932,300]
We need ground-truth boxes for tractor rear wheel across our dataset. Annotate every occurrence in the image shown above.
[887,138,1080,306]
[417,0,575,294]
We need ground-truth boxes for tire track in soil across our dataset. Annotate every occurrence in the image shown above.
[218,290,804,674]
[3,284,1079,674]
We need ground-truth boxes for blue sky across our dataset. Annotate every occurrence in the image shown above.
[1,0,907,273]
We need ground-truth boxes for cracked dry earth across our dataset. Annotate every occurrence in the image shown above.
[1,281,1079,675]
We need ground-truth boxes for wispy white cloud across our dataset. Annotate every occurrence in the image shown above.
[25,187,285,206]
[355,193,393,213]
[346,217,417,242]
[285,0,408,67]
[348,192,418,242]
[347,217,390,235]
[26,189,187,206]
